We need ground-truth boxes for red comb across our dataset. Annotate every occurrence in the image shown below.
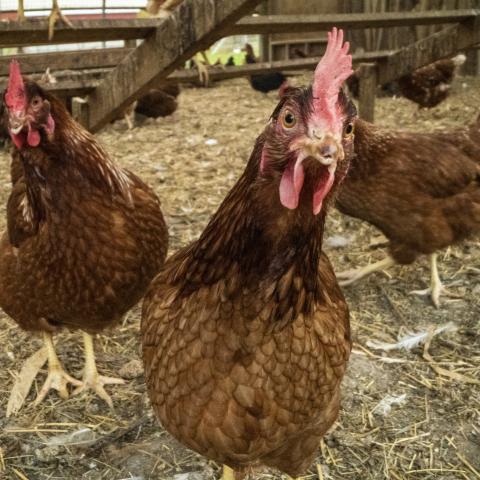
[312,28,352,129]
[5,60,26,112]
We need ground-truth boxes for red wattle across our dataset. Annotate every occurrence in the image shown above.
[312,170,334,215]
[279,159,304,210]
[27,127,41,147]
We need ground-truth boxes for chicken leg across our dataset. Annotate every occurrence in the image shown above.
[409,253,461,308]
[222,465,235,480]
[72,332,124,407]
[48,0,73,41]
[336,256,395,286]
[17,0,26,22]
[34,332,82,405]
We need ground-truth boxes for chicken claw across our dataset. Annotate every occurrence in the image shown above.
[337,256,395,286]
[34,332,82,405]
[48,0,74,40]
[409,254,462,308]
[72,332,124,407]
[222,465,236,480]
[17,0,26,22]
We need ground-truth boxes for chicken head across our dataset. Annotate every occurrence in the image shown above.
[260,28,356,215]
[4,61,55,149]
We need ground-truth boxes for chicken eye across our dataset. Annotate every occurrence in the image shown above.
[345,123,354,136]
[282,110,296,129]
[31,97,41,107]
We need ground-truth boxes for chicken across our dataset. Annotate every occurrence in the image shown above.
[114,85,179,130]
[142,28,355,479]
[243,43,287,93]
[17,0,73,41]
[346,55,466,108]
[397,54,466,108]
[336,117,480,307]
[135,88,178,119]
[0,61,169,411]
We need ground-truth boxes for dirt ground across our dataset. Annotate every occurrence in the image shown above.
[0,73,479,480]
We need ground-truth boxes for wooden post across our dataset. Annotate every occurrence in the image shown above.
[463,15,480,76]
[358,63,377,123]
[464,48,479,76]
[124,39,137,48]
[72,97,89,126]
[259,0,270,61]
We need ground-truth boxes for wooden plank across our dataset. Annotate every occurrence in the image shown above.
[1,9,477,48]
[0,48,132,76]
[231,10,479,35]
[0,18,161,47]
[84,0,263,132]
[0,48,392,80]
[0,50,395,98]
[166,50,394,82]
[377,20,479,85]
[357,63,377,123]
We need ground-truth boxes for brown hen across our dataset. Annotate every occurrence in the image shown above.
[336,117,480,307]
[142,28,355,479]
[0,62,168,411]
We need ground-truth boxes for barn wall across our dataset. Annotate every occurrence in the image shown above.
[263,0,480,62]
[263,0,341,60]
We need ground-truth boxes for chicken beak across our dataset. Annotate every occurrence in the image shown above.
[283,133,343,215]
[307,132,344,168]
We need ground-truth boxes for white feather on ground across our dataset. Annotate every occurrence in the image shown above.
[366,322,457,352]
[372,393,407,416]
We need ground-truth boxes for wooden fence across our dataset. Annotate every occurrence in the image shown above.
[0,4,478,128]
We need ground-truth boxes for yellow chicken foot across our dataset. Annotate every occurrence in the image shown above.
[72,332,125,407]
[124,111,135,130]
[222,465,236,480]
[17,0,26,22]
[196,61,210,87]
[409,253,462,308]
[337,256,395,286]
[48,0,74,40]
[34,332,82,405]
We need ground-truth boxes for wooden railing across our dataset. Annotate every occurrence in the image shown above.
[0,6,478,129]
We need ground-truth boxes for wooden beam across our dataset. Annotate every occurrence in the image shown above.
[231,10,479,35]
[166,50,394,83]
[1,47,389,78]
[357,63,377,123]
[83,0,263,132]
[0,48,132,76]
[377,20,479,85]
[0,18,161,47]
[1,9,477,48]
[0,50,395,98]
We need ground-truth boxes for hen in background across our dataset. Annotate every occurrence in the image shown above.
[116,84,180,130]
[346,54,466,108]
[397,54,466,108]
[0,62,169,413]
[336,117,480,307]
[243,43,287,93]
[135,85,180,119]
[142,28,355,479]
